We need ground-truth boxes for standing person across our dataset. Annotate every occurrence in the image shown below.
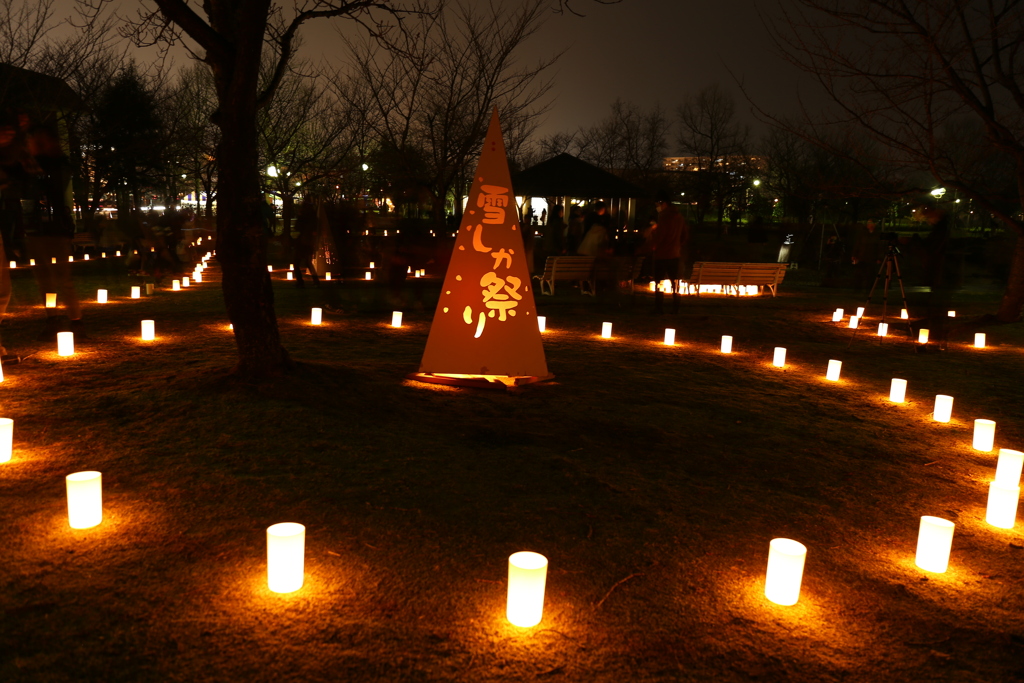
[641,190,689,314]
[541,204,565,260]
[292,197,320,288]
[581,201,612,251]
[566,206,585,254]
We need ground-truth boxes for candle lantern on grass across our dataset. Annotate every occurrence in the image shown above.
[182,277,190,287]
[848,316,859,329]
[995,449,1024,487]
[933,395,953,423]
[267,523,305,593]
[364,272,372,280]
[974,333,986,348]
[764,538,806,606]
[172,280,180,291]
[826,359,842,381]
[537,316,546,332]
[918,329,929,344]
[311,308,322,325]
[856,307,865,317]
[325,272,331,281]
[601,322,612,338]
[57,332,74,357]
[915,516,954,573]
[889,378,907,403]
[973,420,996,452]
[877,322,888,336]
[832,308,843,322]
[45,292,57,308]
[901,308,909,319]
[286,272,294,281]
[131,286,141,299]
[664,328,676,345]
[141,320,155,341]
[507,551,548,627]
[0,418,12,463]
[97,289,107,303]
[986,483,1019,529]
[721,335,733,353]
[392,311,403,328]
[66,471,102,529]
[773,347,786,367]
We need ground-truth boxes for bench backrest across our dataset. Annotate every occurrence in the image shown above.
[550,256,597,278]
[690,262,787,285]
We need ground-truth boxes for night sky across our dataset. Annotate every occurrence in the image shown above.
[51,0,813,144]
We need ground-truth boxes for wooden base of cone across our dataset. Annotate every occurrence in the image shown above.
[407,372,555,390]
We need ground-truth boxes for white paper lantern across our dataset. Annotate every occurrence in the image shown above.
[57,331,74,357]
[267,265,273,272]
[141,320,155,341]
[948,310,956,317]
[45,292,57,308]
[311,308,322,325]
[974,333,985,348]
[721,335,732,353]
[8,260,15,268]
[172,280,181,291]
[67,255,74,262]
[915,516,954,573]
[325,272,331,281]
[848,316,859,329]
[986,483,1019,529]
[29,259,36,266]
[66,471,102,529]
[877,322,888,336]
[764,538,806,606]
[391,311,403,327]
[0,418,12,463]
[826,359,842,381]
[145,283,154,296]
[131,286,141,299]
[994,449,1024,487]
[933,395,953,423]
[856,307,865,317]
[537,316,546,332]
[182,277,190,287]
[601,322,612,338]
[649,281,656,292]
[773,347,786,367]
[84,254,90,260]
[286,272,294,281]
[973,419,996,452]
[918,329,929,344]
[51,257,57,264]
[506,551,548,627]
[97,289,107,303]
[266,523,305,593]
[194,272,202,283]
[831,308,843,322]
[664,328,676,345]
[369,261,375,269]
[900,308,908,319]
[889,378,907,403]
[364,272,372,280]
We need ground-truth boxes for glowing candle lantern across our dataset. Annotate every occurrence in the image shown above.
[141,320,155,341]
[8,261,14,268]
[918,329,929,344]
[721,335,733,353]
[773,347,786,367]
[764,538,806,606]
[266,522,305,593]
[311,308,322,325]
[286,272,294,281]
[986,482,1019,529]
[182,277,190,287]
[948,310,956,317]
[856,307,865,317]
[194,272,202,283]
[973,419,996,452]
[325,272,332,281]
[131,286,141,299]
[172,280,180,291]
[44,291,59,308]
[365,272,372,280]
[889,378,907,403]
[826,359,842,381]
[57,331,74,357]
[66,471,102,529]
[848,316,859,329]
[0,418,11,463]
[974,333,986,348]
[901,308,908,319]
[537,316,546,332]
[649,281,656,292]
[51,257,56,264]
[267,265,273,273]
[994,449,1024,487]
[601,322,612,338]
[915,516,954,573]
[29,259,35,266]
[369,261,375,268]
[877,322,888,336]
[67,255,74,263]
[97,289,107,303]
[506,551,548,627]
[664,328,676,345]
[145,283,154,296]
[102,252,106,258]
[391,311,403,327]
[116,251,121,257]
[289,263,294,270]
[84,254,89,260]
[832,308,843,322]
[933,395,953,423]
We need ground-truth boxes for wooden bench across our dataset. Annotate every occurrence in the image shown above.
[685,261,788,297]
[537,256,596,295]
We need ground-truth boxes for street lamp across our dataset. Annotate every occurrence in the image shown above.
[267,165,279,178]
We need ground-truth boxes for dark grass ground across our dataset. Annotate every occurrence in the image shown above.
[1,260,1023,682]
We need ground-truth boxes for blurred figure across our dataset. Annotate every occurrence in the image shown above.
[292,197,320,288]
[640,190,689,314]
[578,201,612,256]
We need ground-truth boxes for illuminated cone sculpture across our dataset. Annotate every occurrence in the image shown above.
[412,108,550,388]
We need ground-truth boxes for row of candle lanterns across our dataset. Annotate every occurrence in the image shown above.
[831,307,987,347]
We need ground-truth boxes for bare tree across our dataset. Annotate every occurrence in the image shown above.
[768,0,1024,323]
[166,63,220,218]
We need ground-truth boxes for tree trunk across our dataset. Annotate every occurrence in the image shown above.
[996,226,1024,323]
[215,90,292,377]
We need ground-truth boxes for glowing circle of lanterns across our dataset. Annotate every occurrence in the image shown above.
[773,347,786,367]
[0,418,12,463]
[537,316,546,332]
[848,316,859,329]
[664,328,676,345]
[311,308,322,325]
[826,359,842,381]
[57,331,74,357]
[97,289,107,304]
[172,280,181,291]
[889,378,907,403]
[266,522,305,593]
[131,286,141,299]
[918,329,930,344]
[66,471,102,529]
[506,551,548,627]
[831,308,843,322]
[45,292,57,308]
[915,516,954,573]
[974,333,986,348]
[995,449,1024,487]
[601,322,612,339]
[986,482,1019,529]
[933,395,953,423]
[764,538,806,606]
[141,320,155,341]
[973,419,996,452]
[391,311,403,328]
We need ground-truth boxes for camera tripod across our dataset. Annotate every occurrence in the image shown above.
[849,244,911,345]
